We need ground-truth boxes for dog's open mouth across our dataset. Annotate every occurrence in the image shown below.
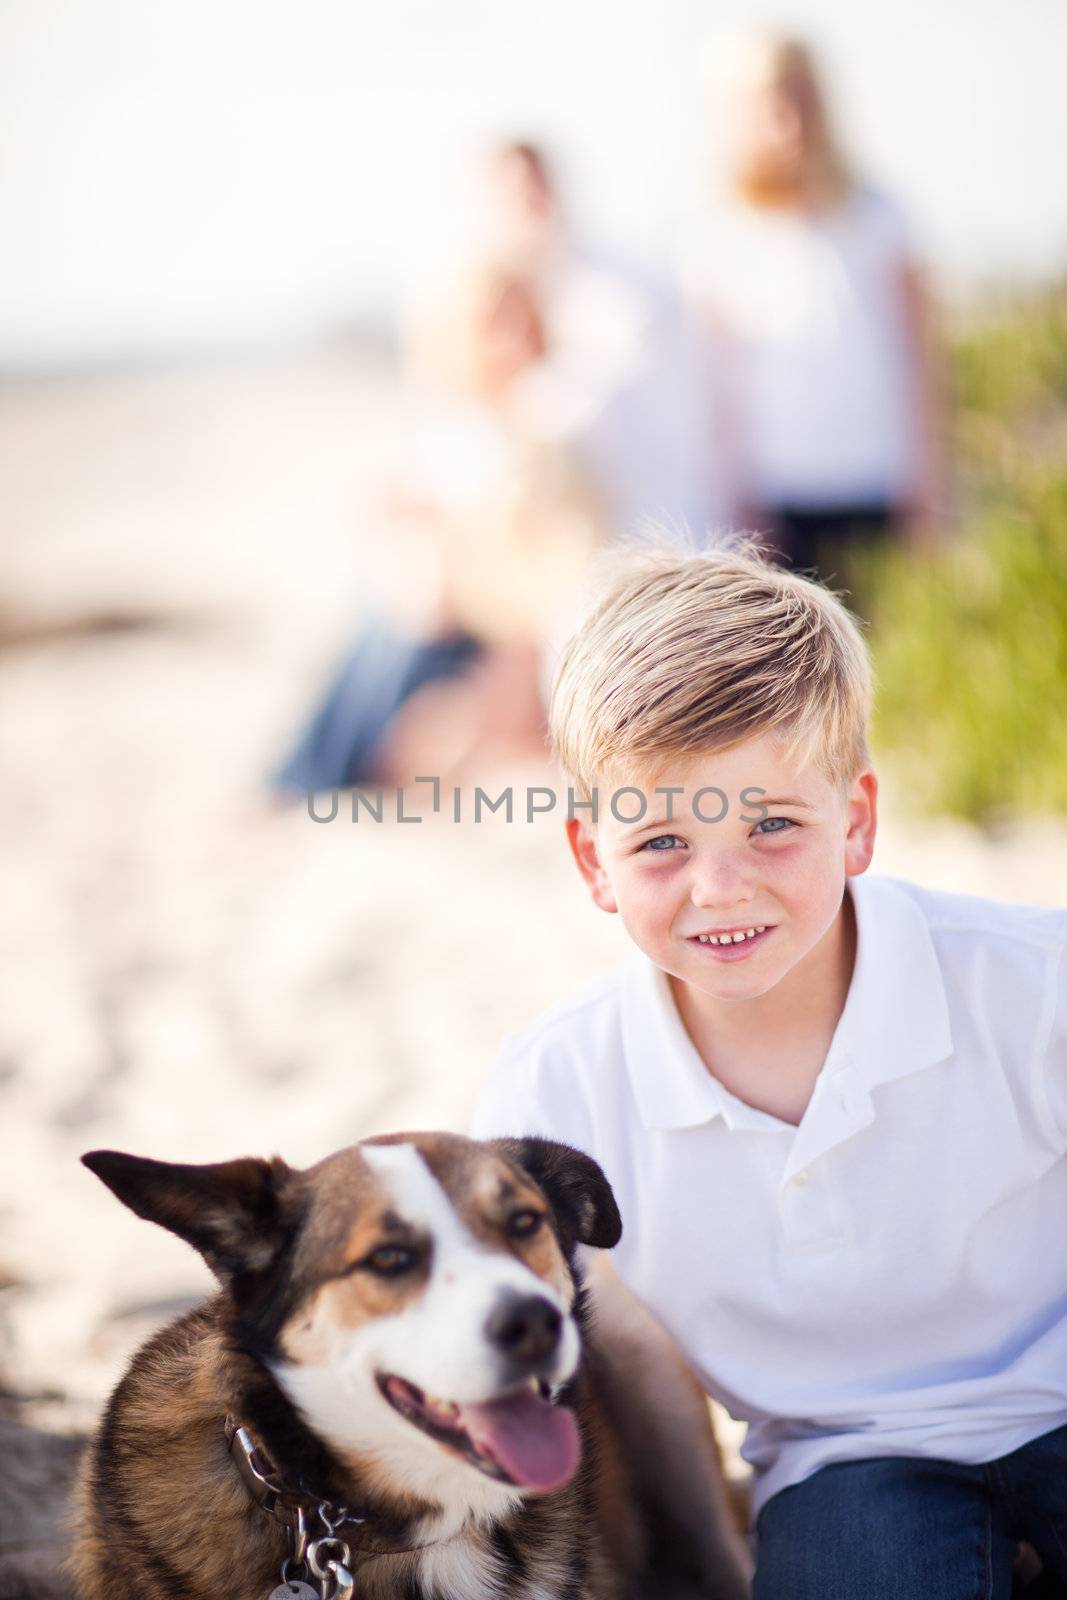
[376,1372,580,1494]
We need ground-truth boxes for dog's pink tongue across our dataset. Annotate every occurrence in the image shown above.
[459,1389,580,1494]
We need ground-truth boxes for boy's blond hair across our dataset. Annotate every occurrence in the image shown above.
[549,542,873,796]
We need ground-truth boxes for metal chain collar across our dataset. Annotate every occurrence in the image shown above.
[268,1500,356,1600]
[228,1413,456,1592]
[226,1421,361,1600]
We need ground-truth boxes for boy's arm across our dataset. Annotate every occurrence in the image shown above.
[586,1252,753,1600]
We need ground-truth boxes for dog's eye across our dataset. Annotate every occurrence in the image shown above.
[507,1209,544,1239]
[362,1245,417,1277]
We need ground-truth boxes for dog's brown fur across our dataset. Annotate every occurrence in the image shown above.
[71,1134,751,1600]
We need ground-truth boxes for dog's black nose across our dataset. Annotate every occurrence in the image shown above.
[485,1294,562,1366]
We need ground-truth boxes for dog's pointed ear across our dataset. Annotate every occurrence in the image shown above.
[492,1137,622,1253]
[81,1149,301,1285]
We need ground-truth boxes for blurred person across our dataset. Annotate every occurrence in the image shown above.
[273,131,727,803]
[682,32,948,604]
[478,140,559,277]
[271,265,601,797]
[427,138,720,542]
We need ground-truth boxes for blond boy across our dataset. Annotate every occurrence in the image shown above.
[472,546,1067,1597]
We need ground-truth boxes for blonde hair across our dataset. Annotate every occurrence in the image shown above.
[549,541,873,797]
[706,30,852,210]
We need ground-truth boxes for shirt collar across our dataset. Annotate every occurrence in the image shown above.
[621,873,954,1133]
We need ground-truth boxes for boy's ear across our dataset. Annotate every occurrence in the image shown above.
[844,768,878,878]
[565,817,618,913]
[82,1149,303,1287]
[492,1136,622,1254]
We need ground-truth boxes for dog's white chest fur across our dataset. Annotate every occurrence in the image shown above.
[408,1538,567,1600]
[412,1538,503,1597]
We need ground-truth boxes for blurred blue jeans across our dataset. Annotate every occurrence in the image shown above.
[753,1423,1067,1598]
[273,616,482,795]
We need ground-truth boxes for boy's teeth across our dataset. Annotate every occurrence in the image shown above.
[696,926,766,945]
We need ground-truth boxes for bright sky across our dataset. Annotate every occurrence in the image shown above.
[2,0,1066,368]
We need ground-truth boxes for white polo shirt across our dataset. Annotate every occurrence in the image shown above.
[470,873,1067,1519]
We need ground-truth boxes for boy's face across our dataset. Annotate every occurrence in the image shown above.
[566,732,877,1006]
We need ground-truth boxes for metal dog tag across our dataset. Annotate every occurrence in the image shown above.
[267,1583,319,1600]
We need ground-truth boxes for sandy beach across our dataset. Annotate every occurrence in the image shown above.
[2,352,1065,1465]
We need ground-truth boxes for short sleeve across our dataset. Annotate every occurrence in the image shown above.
[467,975,625,1165]
[861,187,921,268]
[1040,942,1067,1150]
[468,1046,563,1144]
[468,1031,598,1161]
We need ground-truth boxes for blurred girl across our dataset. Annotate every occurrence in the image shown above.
[683,32,947,596]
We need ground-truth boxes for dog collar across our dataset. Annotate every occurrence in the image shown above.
[224,1414,430,1561]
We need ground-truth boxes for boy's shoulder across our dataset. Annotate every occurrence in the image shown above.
[865,875,1065,1053]
[496,961,640,1073]
[879,873,1067,953]
[469,960,649,1146]
[873,874,1066,1149]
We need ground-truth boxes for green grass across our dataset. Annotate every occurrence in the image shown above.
[953,291,1067,419]
[867,283,1067,823]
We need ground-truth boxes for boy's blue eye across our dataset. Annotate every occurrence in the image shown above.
[642,834,685,852]
[754,816,796,836]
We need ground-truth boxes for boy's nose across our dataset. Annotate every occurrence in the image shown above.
[688,852,756,908]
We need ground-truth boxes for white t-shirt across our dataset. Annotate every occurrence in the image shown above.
[470,873,1067,1520]
[535,251,718,539]
[682,188,919,509]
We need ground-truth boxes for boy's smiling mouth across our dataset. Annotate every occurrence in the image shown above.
[685,925,774,958]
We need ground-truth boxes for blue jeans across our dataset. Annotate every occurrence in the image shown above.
[753,1424,1067,1598]
[272,617,482,795]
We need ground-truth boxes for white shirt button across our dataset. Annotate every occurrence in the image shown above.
[791,1170,811,1188]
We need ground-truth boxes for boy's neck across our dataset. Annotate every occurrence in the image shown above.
[668,887,858,1126]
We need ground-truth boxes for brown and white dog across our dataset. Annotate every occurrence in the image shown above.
[72,1132,750,1600]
